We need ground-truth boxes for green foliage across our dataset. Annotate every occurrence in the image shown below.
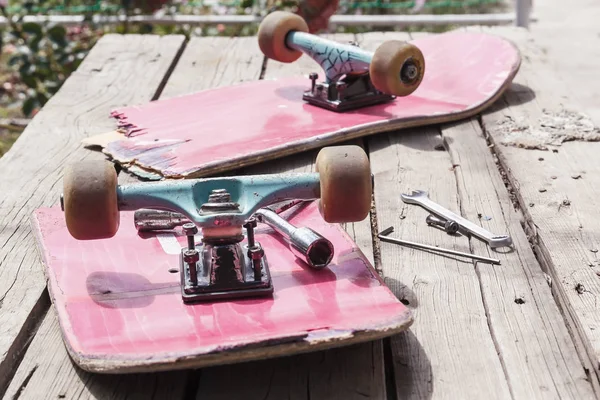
[1,4,98,116]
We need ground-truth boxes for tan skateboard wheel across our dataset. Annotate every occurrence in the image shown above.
[63,160,120,240]
[258,11,309,63]
[316,145,372,223]
[370,40,425,97]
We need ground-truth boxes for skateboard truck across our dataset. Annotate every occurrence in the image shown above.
[258,11,426,112]
[302,69,396,112]
[177,190,273,303]
[133,199,334,271]
[60,145,372,304]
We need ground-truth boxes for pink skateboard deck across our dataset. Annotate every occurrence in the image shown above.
[84,30,521,180]
[32,201,412,373]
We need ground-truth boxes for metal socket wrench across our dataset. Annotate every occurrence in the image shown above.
[426,214,459,234]
[254,208,334,269]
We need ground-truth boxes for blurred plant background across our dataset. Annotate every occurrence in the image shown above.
[0,0,506,156]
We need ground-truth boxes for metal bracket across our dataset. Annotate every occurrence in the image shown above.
[178,218,273,303]
[303,72,395,112]
[179,241,273,303]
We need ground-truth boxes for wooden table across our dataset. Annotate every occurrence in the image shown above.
[1,23,600,399]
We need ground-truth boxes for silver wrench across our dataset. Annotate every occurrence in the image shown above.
[401,190,513,248]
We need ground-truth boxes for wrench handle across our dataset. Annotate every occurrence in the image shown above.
[402,195,512,248]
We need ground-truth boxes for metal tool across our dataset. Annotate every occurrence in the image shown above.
[254,207,334,269]
[378,227,501,265]
[134,199,334,269]
[425,214,459,234]
[401,190,513,248]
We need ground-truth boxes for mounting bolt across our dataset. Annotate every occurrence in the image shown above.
[183,222,198,251]
[183,248,200,286]
[335,81,347,100]
[426,215,459,235]
[309,72,318,93]
[243,217,257,248]
[248,244,264,281]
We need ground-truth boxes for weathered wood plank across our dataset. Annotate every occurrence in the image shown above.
[368,126,511,399]
[0,34,186,396]
[529,0,600,124]
[443,118,596,397]
[474,25,600,386]
[196,341,385,400]
[2,308,188,400]
[188,33,386,399]
[160,36,264,98]
[4,34,265,397]
[363,28,596,398]
[360,31,512,399]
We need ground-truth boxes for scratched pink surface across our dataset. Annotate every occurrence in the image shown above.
[104,31,520,178]
[33,202,410,366]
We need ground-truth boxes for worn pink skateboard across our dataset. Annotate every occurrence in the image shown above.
[83,12,521,180]
[32,145,413,373]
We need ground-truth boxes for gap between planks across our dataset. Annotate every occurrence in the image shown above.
[5,33,387,400]
[468,24,600,393]
[0,34,187,398]
[359,29,596,399]
[189,33,387,400]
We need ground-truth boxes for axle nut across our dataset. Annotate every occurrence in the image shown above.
[183,249,200,264]
[248,245,264,260]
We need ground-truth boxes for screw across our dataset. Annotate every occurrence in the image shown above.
[182,222,198,250]
[244,218,263,280]
[426,214,459,234]
[309,73,318,92]
[183,248,200,286]
[243,217,257,248]
[248,244,264,281]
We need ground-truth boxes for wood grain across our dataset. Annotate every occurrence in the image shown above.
[474,25,600,387]
[444,118,596,398]
[0,34,186,397]
[196,341,385,400]
[361,29,595,399]
[180,33,387,399]
[359,31,507,398]
[2,309,188,400]
[4,34,264,398]
[160,36,264,98]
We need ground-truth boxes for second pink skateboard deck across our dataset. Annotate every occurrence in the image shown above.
[32,201,412,373]
[85,30,521,180]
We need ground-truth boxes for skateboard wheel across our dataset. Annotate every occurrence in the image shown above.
[63,160,119,240]
[258,11,309,63]
[316,146,372,223]
[370,40,425,97]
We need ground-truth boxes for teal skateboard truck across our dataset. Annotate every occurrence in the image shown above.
[61,145,372,303]
[258,11,426,111]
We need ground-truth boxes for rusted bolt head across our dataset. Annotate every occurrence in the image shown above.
[183,222,198,236]
[183,249,200,264]
[248,245,264,260]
